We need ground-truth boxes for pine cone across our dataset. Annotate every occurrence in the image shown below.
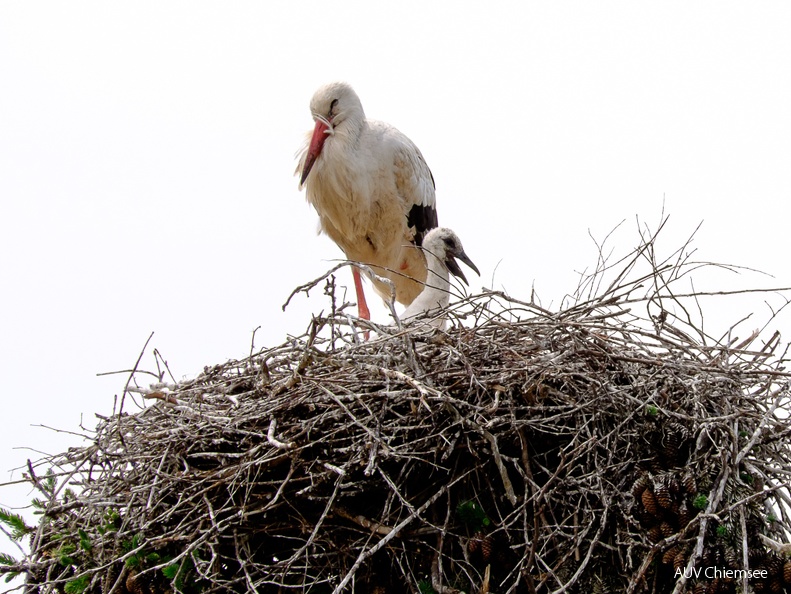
[126,571,149,594]
[660,521,675,538]
[682,471,697,495]
[632,474,650,498]
[468,531,494,562]
[481,534,494,562]
[674,547,688,571]
[662,546,679,565]
[468,533,481,555]
[655,478,673,509]
[706,577,721,594]
[766,555,784,576]
[642,489,659,516]
[647,524,664,543]
[750,547,768,566]
[724,546,739,569]
[679,500,692,527]
[769,577,783,593]
[784,560,791,584]
[663,431,682,465]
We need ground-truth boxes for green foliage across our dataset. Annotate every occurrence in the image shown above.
[97,509,121,535]
[122,533,146,567]
[57,542,77,567]
[692,494,708,510]
[160,554,199,592]
[455,500,491,532]
[739,472,754,485]
[0,508,33,540]
[125,555,141,569]
[64,574,90,594]
[715,524,729,538]
[162,563,180,580]
[417,580,438,594]
[1,553,21,583]
[78,529,92,552]
[646,405,658,416]
[34,469,57,496]
[177,554,197,591]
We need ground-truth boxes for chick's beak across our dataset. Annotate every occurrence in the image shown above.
[445,251,480,286]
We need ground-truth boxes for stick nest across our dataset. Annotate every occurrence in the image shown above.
[6,220,791,594]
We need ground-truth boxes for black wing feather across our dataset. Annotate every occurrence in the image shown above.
[407,202,438,247]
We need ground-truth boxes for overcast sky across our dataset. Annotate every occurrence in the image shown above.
[2,1,790,566]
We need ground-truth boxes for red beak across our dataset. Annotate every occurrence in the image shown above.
[300,119,330,186]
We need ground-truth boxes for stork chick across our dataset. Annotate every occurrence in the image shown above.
[401,227,479,329]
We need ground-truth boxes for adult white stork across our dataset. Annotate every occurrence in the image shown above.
[296,81,438,320]
[401,227,479,328]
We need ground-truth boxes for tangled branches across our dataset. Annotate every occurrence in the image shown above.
[4,219,791,594]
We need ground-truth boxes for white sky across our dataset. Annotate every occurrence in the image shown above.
[2,0,791,567]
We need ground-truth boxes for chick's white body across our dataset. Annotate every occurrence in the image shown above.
[402,228,474,329]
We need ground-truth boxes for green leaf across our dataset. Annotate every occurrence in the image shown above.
[78,529,92,552]
[100,509,121,534]
[455,500,491,531]
[44,470,57,494]
[125,555,141,569]
[64,575,90,594]
[57,541,77,566]
[0,508,33,540]
[692,494,708,510]
[646,405,658,416]
[162,564,179,579]
[5,572,21,583]
[0,552,18,566]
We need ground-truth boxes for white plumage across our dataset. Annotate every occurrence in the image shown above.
[401,227,479,329]
[296,82,439,320]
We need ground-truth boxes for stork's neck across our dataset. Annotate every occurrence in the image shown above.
[422,251,451,309]
[332,110,366,152]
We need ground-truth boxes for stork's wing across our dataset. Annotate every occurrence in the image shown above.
[394,139,438,247]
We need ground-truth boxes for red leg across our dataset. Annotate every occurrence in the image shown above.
[352,267,371,321]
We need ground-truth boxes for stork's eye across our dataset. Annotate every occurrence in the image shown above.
[329,98,339,117]
[442,237,457,250]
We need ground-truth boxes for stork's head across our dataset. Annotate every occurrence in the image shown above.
[299,82,365,186]
[422,228,480,286]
